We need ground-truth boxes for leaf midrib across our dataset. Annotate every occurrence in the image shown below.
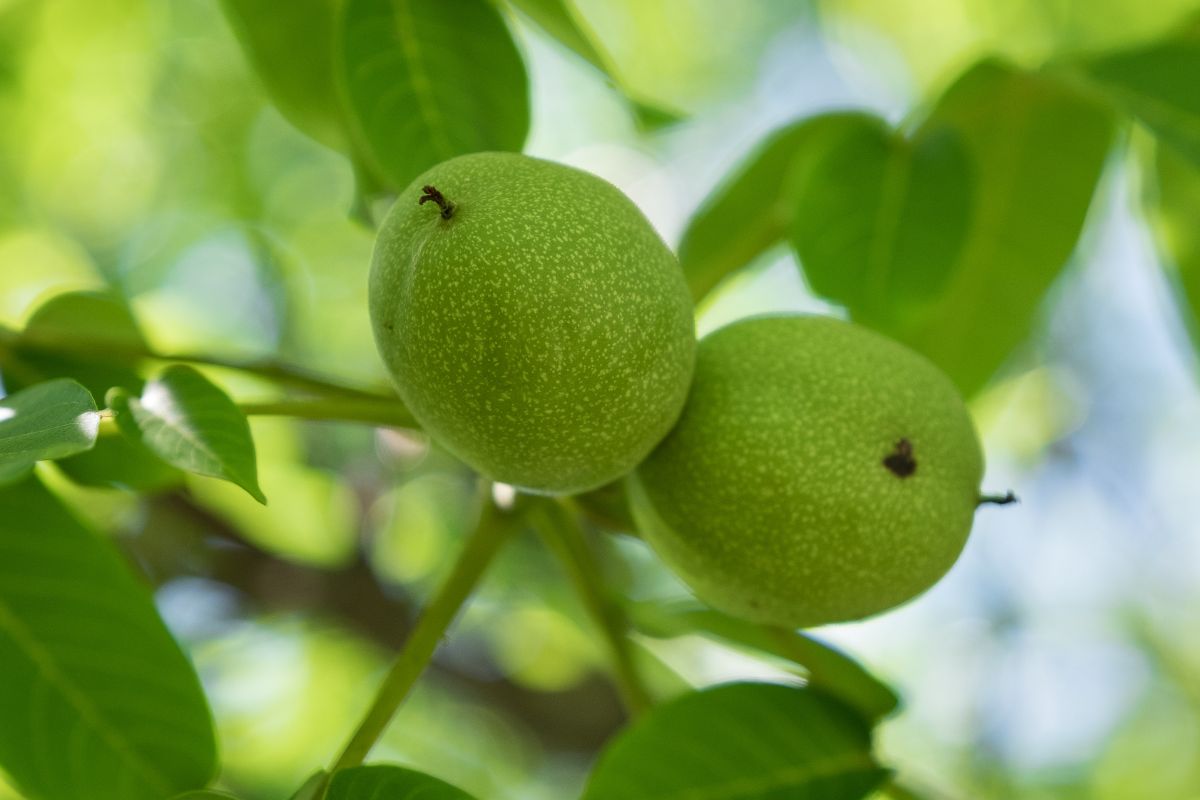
[391,0,454,161]
[0,594,174,797]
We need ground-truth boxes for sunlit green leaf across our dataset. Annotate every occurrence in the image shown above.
[509,0,606,71]
[679,112,878,303]
[789,114,972,329]
[327,764,477,799]
[0,378,98,467]
[896,60,1116,395]
[1142,138,1200,348]
[337,0,529,191]
[506,0,681,131]
[629,600,899,721]
[170,792,241,800]
[0,476,217,800]
[0,292,181,490]
[221,0,346,149]
[108,366,265,503]
[582,682,888,800]
[1080,17,1200,163]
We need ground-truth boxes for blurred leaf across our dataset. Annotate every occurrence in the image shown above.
[220,0,346,149]
[288,771,329,800]
[327,764,477,799]
[679,112,878,303]
[1079,17,1200,164]
[109,366,265,503]
[0,379,99,468]
[582,682,888,799]
[0,476,217,800]
[54,433,183,492]
[628,98,685,132]
[896,60,1116,395]
[629,600,899,721]
[506,0,682,130]
[0,460,32,486]
[789,114,972,328]
[190,458,356,566]
[170,793,241,800]
[1142,138,1200,347]
[337,0,529,191]
[2,292,184,490]
[3,291,144,399]
[508,0,606,70]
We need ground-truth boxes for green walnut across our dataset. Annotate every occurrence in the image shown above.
[629,315,985,628]
[369,152,695,494]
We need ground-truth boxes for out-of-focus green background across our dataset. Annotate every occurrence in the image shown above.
[2,1,1199,798]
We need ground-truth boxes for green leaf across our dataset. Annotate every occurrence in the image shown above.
[55,433,184,492]
[2,291,184,490]
[895,60,1116,395]
[678,112,878,303]
[337,0,529,191]
[789,114,972,329]
[327,765,477,799]
[582,682,888,800]
[0,460,32,486]
[629,601,899,721]
[108,366,265,503]
[288,771,329,800]
[1142,138,1200,347]
[220,0,346,149]
[170,792,241,800]
[1080,17,1200,164]
[506,0,682,131]
[508,0,606,72]
[0,379,99,468]
[4,290,145,400]
[0,476,217,800]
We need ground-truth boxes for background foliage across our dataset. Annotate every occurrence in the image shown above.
[2,0,1200,798]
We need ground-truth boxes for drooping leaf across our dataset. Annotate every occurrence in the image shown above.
[108,366,265,503]
[629,600,899,721]
[327,765,477,799]
[582,682,888,800]
[506,0,681,131]
[220,0,346,149]
[0,476,217,800]
[789,114,972,329]
[0,379,99,468]
[337,0,529,191]
[678,112,879,303]
[896,60,1116,395]
[1,291,182,490]
[1141,138,1200,348]
[1080,17,1200,164]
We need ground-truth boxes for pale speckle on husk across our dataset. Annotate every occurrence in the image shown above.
[370,152,696,494]
[630,315,984,627]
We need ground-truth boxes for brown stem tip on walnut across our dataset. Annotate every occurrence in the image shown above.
[418,185,455,219]
[883,438,917,478]
[978,491,1018,507]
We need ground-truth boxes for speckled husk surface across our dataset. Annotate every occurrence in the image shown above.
[630,315,984,627]
[370,152,695,494]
